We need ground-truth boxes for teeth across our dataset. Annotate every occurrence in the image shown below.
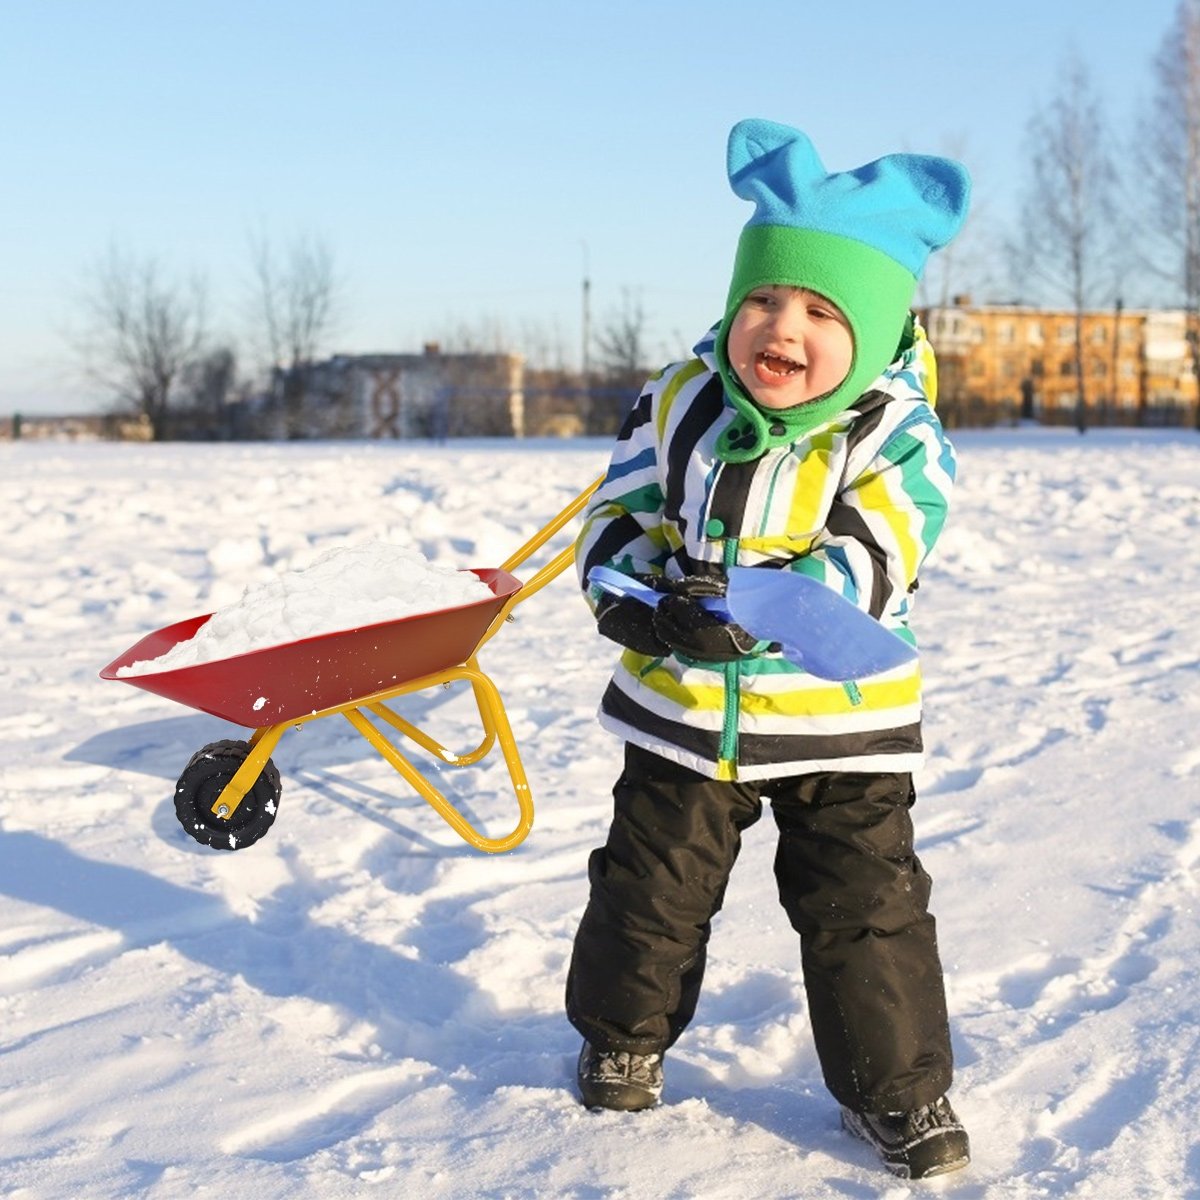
[761,353,802,374]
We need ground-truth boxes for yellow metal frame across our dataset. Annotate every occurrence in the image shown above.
[206,476,603,853]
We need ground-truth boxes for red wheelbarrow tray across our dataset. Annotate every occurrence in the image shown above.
[100,567,523,728]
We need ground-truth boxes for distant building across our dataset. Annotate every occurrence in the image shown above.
[521,366,640,438]
[919,298,1199,427]
[0,411,151,442]
[256,345,525,439]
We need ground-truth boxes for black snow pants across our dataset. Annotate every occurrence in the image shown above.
[565,743,953,1114]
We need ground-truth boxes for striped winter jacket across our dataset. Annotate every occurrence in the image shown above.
[576,320,956,782]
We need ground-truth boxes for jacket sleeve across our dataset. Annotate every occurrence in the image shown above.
[789,406,956,624]
[574,386,672,612]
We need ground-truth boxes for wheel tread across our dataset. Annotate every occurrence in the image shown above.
[174,739,281,851]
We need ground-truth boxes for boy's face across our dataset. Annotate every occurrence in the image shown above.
[726,286,854,410]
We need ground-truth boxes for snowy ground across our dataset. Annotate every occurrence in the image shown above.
[2,428,1198,1199]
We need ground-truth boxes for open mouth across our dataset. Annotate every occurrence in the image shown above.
[755,351,805,379]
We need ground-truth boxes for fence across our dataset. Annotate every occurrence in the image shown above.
[1036,402,1197,429]
[936,392,1199,431]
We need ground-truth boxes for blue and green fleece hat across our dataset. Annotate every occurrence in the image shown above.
[714,118,971,462]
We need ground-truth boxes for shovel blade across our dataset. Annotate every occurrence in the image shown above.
[725,567,916,681]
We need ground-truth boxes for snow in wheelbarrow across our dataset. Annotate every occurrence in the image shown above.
[100,567,522,728]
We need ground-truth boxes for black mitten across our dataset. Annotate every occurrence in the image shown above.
[651,575,760,662]
[595,593,670,656]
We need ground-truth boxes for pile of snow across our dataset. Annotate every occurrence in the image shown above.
[117,542,493,676]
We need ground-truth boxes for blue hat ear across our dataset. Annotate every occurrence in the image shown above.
[870,153,972,253]
[727,119,827,216]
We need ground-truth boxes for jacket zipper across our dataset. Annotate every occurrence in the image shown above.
[717,534,741,773]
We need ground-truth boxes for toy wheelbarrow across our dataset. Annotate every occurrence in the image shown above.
[101,479,603,855]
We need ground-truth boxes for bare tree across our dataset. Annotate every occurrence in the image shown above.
[176,346,238,439]
[581,288,652,435]
[250,231,340,437]
[76,247,207,440]
[1140,0,1200,428]
[430,314,513,356]
[517,318,569,372]
[424,315,570,372]
[593,288,651,385]
[1013,52,1118,432]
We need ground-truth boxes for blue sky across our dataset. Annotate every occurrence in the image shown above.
[1,0,1182,414]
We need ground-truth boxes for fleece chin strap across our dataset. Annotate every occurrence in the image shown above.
[716,404,834,463]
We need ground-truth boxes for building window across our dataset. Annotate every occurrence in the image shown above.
[1092,325,1108,344]
[998,322,1015,343]
[1028,322,1043,344]
[1059,360,1076,376]
[1057,325,1075,343]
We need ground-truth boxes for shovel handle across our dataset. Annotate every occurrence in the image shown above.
[587,567,729,616]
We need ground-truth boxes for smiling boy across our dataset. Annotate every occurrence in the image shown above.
[567,118,971,1180]
[725,285,855,408]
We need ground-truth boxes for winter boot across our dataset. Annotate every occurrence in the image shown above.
[576,1041,663,1112]
[841,1095,970,1179]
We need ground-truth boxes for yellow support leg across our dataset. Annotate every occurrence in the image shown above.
[209,722,289,818]
[365,675,497,767]
[342,663,533,853]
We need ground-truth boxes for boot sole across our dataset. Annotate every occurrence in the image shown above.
[579,1086,660,1112]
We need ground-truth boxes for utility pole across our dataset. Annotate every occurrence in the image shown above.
[580,240,591,383]
[580,240,592,434]
[1111,296,1122,418]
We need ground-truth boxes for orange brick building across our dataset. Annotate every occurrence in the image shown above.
[918,300,1200,427]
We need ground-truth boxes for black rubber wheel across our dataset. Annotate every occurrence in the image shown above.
[174,739,282,851]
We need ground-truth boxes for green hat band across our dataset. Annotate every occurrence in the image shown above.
[715,225,916,462]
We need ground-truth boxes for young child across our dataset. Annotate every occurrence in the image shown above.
[567,118,971,1181]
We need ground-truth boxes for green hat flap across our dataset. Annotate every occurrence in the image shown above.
[715,119,971,462]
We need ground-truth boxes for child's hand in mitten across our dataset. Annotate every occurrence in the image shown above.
[594,575,672,656]
[651,575,760,662]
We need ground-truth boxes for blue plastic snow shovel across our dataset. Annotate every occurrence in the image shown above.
[588,565,916,681]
